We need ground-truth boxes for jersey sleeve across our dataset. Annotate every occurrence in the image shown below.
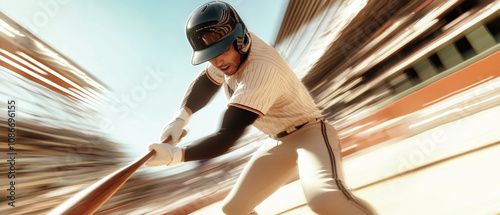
[229,62,282,116]
[205,64,225,86]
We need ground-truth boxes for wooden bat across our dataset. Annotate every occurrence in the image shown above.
[49,130,187,215]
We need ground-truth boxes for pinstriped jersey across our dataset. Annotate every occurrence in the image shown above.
[206,33,322,136]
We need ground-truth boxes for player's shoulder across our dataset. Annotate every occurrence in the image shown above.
[246,33,291,73]
[248,33,278,60]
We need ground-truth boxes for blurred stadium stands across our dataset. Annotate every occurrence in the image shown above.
[0,11,128,214]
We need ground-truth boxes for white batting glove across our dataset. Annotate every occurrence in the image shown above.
[145,143,183,167]
[160,108,190,146]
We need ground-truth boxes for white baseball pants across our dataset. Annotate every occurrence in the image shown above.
[222,120,377,215]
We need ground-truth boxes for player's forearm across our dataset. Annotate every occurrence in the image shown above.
[183,128,242,161]
[183,106,259,161]
[181,71,220,114]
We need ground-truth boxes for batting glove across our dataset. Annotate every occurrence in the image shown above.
[145,143,183,167]
[160,108,190,146]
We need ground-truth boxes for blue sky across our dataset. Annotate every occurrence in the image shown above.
[0,0,288,158]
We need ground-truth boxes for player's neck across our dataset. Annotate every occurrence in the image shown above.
[237,50,249,71]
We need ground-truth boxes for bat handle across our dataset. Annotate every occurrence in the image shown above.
[140,149,157,164]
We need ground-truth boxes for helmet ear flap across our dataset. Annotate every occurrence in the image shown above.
[236,32,251,54]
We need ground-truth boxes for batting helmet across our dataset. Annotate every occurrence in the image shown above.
[186,1,251,65]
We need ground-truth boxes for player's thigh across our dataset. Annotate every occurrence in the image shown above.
[296,124,345,199]
[223,140,297,213]
[297,122,376,215]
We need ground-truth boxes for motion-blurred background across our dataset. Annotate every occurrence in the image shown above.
[1,0,500,214]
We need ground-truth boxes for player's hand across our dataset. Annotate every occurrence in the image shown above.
[160,108,190,146]
[145,143,183,167]
[160,118,187,146]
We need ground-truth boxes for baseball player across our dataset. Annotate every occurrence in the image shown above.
[145,1,377,214]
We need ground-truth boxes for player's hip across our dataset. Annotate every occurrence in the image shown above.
[275,119,340,150]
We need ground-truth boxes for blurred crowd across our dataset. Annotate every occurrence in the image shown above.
[0,119,126,214]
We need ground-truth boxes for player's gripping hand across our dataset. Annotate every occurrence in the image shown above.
[145,143,183,167]
[160,108,190,146]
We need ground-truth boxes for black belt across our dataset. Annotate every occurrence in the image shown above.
[275,122,308,138]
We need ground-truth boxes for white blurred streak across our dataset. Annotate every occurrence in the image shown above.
[1,50,48,75]
[358,115,407,137]
[34,41,107,92]
[422,77,494,107]
[0,50,98,109]
[16,51,102,103]
[0,18,24,37]
[410,77,500,128]
[0,25,15,37]
[341,143,359,152]
[411,93,500,128]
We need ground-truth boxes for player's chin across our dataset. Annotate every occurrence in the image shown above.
[222,66,237,76]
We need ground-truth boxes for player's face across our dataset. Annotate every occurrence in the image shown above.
[209,44,241,76]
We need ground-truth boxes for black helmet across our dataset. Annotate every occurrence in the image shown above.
[186,1,251,65]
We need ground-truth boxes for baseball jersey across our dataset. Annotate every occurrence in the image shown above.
[205,33,322,136]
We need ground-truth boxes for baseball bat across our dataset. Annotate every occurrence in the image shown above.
[49,130,187,215]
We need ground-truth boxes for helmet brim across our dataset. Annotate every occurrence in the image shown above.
[190,24,243,65]
[191,37,232,65]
